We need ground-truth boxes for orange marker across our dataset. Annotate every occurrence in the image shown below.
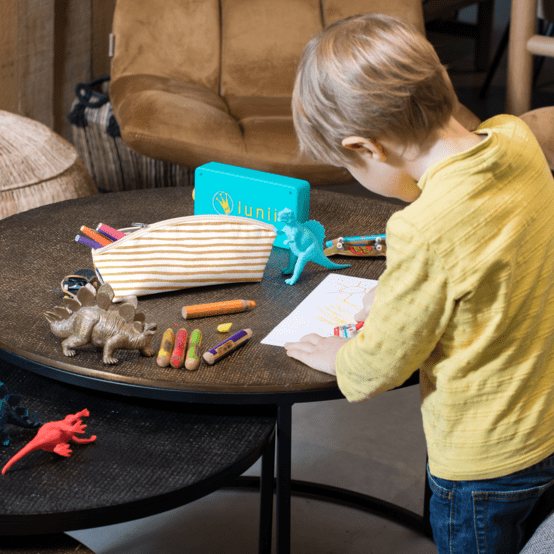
[170,328,188,369]
[182,300,256,319]
[157,328,175,367]
[80,226,113,247]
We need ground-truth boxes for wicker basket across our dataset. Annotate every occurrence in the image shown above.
[0,110,98,220]
[69,77,194,192]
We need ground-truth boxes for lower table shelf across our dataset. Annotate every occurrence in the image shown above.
[231,476,433,538]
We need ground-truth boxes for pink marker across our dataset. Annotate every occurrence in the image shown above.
[333,321,364,338]
[96,223,126,241]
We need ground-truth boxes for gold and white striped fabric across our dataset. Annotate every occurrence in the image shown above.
[92,215,277,301]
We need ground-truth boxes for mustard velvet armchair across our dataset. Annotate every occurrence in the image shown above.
[109,0,481,186]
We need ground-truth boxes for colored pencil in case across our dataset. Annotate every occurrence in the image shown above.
[75,235,103,249]
[203,329,253,365]
[97,223,126,241]
[182,300,256,319]
[170,328,188,369]
[95,228,117,241]
[80,226,113,247]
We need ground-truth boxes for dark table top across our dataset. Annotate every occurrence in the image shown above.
[0,187,403,403]
[0,360,275,535]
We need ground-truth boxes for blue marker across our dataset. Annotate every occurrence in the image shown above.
[325,234,386,248]
[203,329,253,365]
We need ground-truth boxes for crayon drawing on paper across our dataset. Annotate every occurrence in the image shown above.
[262,274,378,347]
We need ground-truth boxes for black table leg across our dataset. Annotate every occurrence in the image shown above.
[232,402,433,552]
[277,404,292,554]
[259,427,276,554]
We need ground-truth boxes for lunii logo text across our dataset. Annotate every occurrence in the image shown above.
[212,191,279,222]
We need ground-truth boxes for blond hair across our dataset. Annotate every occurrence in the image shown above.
[292,14,457,166]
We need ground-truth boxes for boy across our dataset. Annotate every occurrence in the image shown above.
[284,13,554,554]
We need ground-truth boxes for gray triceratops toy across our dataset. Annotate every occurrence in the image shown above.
[45,282,157,364]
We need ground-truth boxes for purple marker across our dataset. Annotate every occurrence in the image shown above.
[75,234,103,249]
[203,329,253,365]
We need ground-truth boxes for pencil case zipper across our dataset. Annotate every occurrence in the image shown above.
[93,214,277,254]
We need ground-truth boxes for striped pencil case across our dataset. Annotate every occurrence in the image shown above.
[91,215,277,301]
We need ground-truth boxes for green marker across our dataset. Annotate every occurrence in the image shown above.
[185,329,203,371]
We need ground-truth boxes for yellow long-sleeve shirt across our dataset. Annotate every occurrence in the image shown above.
[336,115,554,480]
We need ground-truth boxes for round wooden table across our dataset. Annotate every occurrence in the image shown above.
[0,188,429,552]
[0,187,401,402]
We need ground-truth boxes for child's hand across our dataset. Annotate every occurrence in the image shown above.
[284,334,349,375]
[354,285,378,322]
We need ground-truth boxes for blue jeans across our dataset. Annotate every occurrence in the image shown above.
[428,451,554,554]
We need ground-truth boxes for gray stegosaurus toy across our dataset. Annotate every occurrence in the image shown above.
[278,208,350,285]
[45,283,157,364]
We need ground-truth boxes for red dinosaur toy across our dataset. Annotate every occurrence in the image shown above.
[1,409,96,474]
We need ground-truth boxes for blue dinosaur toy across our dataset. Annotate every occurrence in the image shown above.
[277,208,351,285]
[0,382,41,446]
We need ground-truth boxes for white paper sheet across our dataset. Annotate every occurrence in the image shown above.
[261,273,378,346]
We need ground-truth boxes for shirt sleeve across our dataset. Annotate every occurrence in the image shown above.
[335,212,455,402]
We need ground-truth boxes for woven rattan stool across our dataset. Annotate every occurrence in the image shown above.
[69,78,194,193]
[0,110,98,220]
[1,534,94,553]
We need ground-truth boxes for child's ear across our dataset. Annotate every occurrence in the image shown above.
[341,136,386,161]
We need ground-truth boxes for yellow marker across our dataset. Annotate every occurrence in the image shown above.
[185,329,203,371]
[217,323,233,333]
[157,328,175,367]
[170,328,188,369]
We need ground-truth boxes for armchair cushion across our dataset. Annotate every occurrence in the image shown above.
[110,0,479,186]
[111,0,221,92]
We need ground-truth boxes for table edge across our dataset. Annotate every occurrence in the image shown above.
[0,343,343,405]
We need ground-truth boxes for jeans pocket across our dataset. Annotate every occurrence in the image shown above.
[428,466,456,553]
[473,479,554,554]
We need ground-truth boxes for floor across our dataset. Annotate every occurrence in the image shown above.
[68,24,554,554]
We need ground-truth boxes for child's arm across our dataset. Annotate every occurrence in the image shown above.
[285,213,454,403]
[284,334,349,375]
[354,285,378,322]
[334,214,453,402]
[284,285,377,373]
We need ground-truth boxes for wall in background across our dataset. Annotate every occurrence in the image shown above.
[0,0,116,140]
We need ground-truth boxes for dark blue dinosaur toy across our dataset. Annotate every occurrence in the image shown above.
[0,382,41,447]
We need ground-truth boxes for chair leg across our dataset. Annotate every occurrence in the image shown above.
[476,0,495,70]
[533,21,554,84]
[480,22,510,98]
